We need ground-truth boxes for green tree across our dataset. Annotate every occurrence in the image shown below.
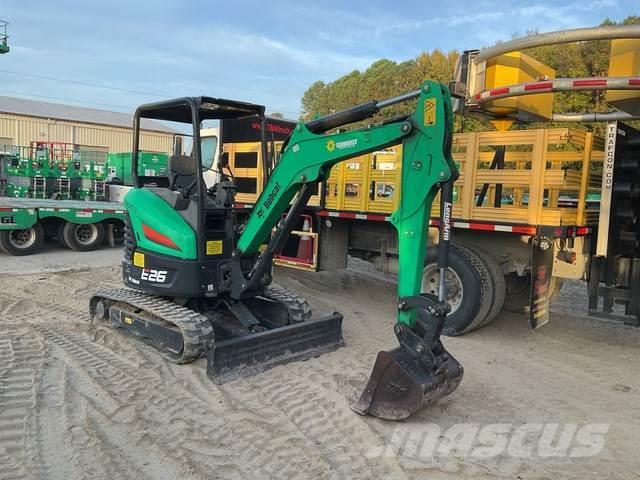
[300,80,327,120]
[299,15,640,133]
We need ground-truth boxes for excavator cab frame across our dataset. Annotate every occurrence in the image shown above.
[130,97,268,262]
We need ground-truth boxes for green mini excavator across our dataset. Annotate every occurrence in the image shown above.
[90,80,463,420]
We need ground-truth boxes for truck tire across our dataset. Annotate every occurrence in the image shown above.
[62,221,105,252]
[454,245,495,333]
[0,223,45,256]
[549,277,564,303]
[57,222,70,249]
[503,273,564,313]
[422,244,492,336]
[461,244,506,328]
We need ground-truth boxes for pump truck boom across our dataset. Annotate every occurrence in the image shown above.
[89,80,463,420]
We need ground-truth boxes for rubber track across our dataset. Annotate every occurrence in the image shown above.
[89,287,213,364]
[260,283,312,323]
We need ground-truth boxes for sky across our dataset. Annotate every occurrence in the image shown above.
[0,0,637,119]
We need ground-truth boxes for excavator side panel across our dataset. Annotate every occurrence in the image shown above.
[125,188,197,260]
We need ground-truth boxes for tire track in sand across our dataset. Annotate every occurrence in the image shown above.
[0,327,46,480]
[36,347,161,480]
[246,366,409,480]
[0,291,85,321]
[37,326,345,479]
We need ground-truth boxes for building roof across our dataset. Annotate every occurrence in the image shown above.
[0,96,175,133]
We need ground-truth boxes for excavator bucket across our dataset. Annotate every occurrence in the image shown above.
[352,345,463,420]
[207,313,344,384]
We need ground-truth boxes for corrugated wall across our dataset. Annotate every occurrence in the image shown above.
[0,113,173,153]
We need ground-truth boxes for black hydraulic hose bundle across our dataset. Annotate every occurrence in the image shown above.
[438,180,454,303]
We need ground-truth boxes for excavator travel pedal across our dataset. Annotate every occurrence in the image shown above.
[207,312,344,384]
[352,295,463,420]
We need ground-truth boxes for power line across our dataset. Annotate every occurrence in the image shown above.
[0,68,302,117]
[0,68,169,98]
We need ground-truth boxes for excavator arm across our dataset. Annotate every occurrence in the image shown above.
[232,80,464,419]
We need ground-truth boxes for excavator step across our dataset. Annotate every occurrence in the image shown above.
[207,312,344,384]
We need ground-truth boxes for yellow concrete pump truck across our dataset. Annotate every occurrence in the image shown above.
[89,80,463,420]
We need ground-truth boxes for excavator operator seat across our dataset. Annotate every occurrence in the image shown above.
[145,154,196,215]
[168,154,197,199]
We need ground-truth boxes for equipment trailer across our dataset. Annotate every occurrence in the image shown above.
[0,197,125,255]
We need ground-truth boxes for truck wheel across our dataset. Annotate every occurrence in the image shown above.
[422,244,492,336]
[454,245,495,333]
[57,222,70,249]
[550,278,564,302]
[461,244,506,328]
[503,273,564,313]
[0,223,45,256]
[503,272,530,313]
[62,222,105,252]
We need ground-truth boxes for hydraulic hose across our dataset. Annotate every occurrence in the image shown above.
[305,90,421,134]
[437,180,454,302]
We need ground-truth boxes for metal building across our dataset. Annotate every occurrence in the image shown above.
[0,96,174,153]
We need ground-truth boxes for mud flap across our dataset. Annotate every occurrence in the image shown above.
[529,235,554,329]
[207,313,344,384]
[351,345,463,420]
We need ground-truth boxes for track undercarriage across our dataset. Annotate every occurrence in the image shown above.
[89,284,344,382]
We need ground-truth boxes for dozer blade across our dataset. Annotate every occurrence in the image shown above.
[352,346,463,420]
[207,313,344,384]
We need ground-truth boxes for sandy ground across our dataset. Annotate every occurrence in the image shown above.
[0,246,639,480]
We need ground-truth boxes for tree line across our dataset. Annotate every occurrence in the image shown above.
[299,16,640,135]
